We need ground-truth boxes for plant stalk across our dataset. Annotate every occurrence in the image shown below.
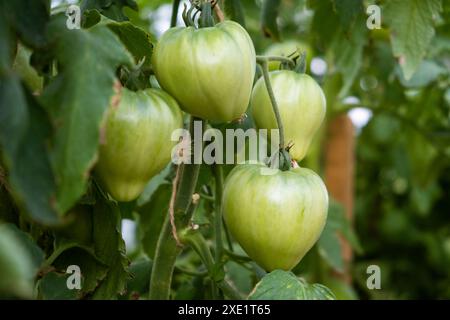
[182,231,244,300]
[213,164,224,262]
[256,55,295,69]
[170,0,180,27]
[257,59,285,148]
[148,117,205,300]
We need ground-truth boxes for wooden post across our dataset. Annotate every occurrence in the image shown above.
[324,114,355,283]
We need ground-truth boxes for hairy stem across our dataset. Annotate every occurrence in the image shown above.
[256,55,295,69]
[257,59,285,148]
[148,117,204,300]
[170,0,180,27]
[213,164,224,262]
[183,231,244,300]
[148,217,181,299]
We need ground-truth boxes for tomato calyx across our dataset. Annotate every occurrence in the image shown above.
[294,51,307,74]
[267,146,293,172]
[182,0,216,28]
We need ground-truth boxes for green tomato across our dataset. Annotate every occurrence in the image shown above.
[223,163,328,271]
[251,71,326,161]
[96,88,183,201]
[152,21,256,123]
[264,40,313,71]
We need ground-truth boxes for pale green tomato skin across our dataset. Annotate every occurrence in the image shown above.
[264,40,313,71]
[251,71,326,161]
[152,21,256,123]
[222,163,328,271]
[96,88,183,202]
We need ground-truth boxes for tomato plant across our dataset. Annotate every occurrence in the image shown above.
[0,0,448,303]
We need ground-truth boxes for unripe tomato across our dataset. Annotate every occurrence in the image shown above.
[96,88,183,202]
[222,163,328,271]
[152,21,256,123]
[251,71,326,161]
[264,40,313,72]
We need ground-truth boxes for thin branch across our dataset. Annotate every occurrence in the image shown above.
[170,0,181,27]
[256,55,296,69]
[257,59,285,148]
[213,2,225,22]
[213,165,224,262]
[169,165,183,247]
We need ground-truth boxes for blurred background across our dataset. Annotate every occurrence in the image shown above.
[43,0,450,299]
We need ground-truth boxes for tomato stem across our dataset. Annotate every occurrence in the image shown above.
[199,2,215,28]
[170,0,181,27]
[148,117,205,300]
[256,55,295,69]
[295,51,307,74]
[182,231,244,299]
[148,217,182,299]
[257,58,285,149]
[213,164,224,262]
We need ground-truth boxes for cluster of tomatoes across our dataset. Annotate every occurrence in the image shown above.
[95,14,328,271]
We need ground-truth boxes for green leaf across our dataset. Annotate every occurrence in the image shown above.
[50,244,108,296]
[318,220,344,272]
[104,20,155,90]
[223,0,246,28]
[107,21,154,68]
[38,271,79,300]
[138,183,171,259]
[1,0,49,49]
[310,0,340,48]
[0,223,44,298]
[225,261,254,295]
[248,270,335,300]
[330,14,367,98]
[83,9,102,28]
[136,164,171,206]
[121,257,152,299]
[13,43,44,93]
[261,0,281,41]
[40,15,133,213]
[0,182,17,224]
[0,76,60,224]
[91,196,130,299]
[332,0,364,31]
[396,60,447,88]
[6,224,45,270]
[385,0,443,80]
[81,0,138,22]
[318,199,363,271]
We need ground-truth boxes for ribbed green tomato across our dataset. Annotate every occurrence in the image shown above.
[96,88,183,202]
[152,21,256,123]
[251,71,326,161]
[264,40,313,72]
[222,163,328,271]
